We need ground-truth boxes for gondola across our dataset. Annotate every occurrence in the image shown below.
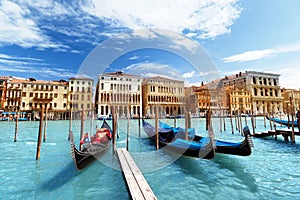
[266,115,299,127]
[159,121,253,156]
[70,120,112,170]
[142,119,215,159]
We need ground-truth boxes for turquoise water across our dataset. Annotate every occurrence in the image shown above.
[1,117,300,199]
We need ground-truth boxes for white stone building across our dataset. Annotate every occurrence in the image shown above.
[95,71,142,118]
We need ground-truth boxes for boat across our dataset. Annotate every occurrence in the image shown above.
[266,115,299,127]
[69,120,112,170]
[98,114,113,120]
[142,119,214,159]
[159,121,253,156]
[14,117,28,121]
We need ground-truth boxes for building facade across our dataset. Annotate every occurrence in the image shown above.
[142,76,185,118]
[0,76,9,110]
[281,88,300,114]
[222,71,283,115]
[95,71,142,118]
[68,77,93,112]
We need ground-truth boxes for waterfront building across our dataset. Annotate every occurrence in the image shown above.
[190,81,228,117]
[222,71,283,115]
[281,88,300,114]
[0,76,9,110]
[68,77,93,112]
[5,78,22,112]
[226,86,251,115]
[95,71,142,118]
[142,76,185,118]
[19,78,69,119]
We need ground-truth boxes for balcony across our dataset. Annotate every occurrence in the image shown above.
[32,97,53,102]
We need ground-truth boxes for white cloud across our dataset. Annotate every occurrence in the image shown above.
[0,53,75,78]
[182,71,195,78]
[124,62,184,80]
[82,0,241,39]
[0,0,68,49]
[222,49,275,63]
[222,41,300,63]
[129,55,139,60]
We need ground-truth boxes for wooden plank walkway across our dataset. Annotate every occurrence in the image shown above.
[116,148,157,200]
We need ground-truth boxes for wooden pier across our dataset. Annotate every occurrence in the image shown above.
[116,148,157,200]
[253,129,300,142]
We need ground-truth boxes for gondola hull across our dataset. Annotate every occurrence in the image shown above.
[266,115,299,127]
[160,121,253,156]
[69,120,112,170]
[71,142,110,170]
[142,120,214,159]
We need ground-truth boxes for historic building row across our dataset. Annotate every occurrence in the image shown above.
[1,71,299,119]
[190,71,297,116]
[0,76,93,119]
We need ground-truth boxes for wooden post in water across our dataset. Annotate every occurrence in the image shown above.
[155,106,159,150]
[244,115,247,126]
[287,102,290,129]
[223,111,226,132]
[43,105,48,142]
[185,111,189,140]
[173,112,177,128]
[219,109,222,133]
[290,97,295,143]
[36,106,44,160]
[250,101,256,135]
[68,108,72,140]
[234,111,238,131]
[263,106,266,128]
[230,114,234,134]
[14,109,19,142]
[239,111,243,135]
[80,108,84,151]
[206,110,209,131]
[138,109,141,138]
[297,110,300,132]
[112,106,117,153]
[126,105,130,151]
[274,123,277,140]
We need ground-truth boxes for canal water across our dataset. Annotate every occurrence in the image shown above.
[0,117,300,199]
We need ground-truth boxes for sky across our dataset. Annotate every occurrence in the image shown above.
[0,0,300,89]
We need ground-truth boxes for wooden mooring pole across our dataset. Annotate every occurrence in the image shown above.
[14,110,19,142]
[112,106,117,153]
[68,108,72,140]
[185,111,189,140]
[126,105,130,151]
[230,114,234,134]
[36,106,44,160]
[80,108,84,151]
[297,110,300,133]
[287,102,290,129]
[155,106,159,150]
[290,97,295,143]
[174,112,177,128]
[43,106,48,142]
[223,112,226,132]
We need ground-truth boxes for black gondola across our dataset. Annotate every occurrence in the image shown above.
[142,119,215,159]
[266,115,299,127]
[70,120,112,170]
[159,121,253,156]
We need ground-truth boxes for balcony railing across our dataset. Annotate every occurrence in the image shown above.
[32,97,53,102]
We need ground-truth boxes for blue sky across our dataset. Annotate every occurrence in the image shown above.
[0,0,300,88]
